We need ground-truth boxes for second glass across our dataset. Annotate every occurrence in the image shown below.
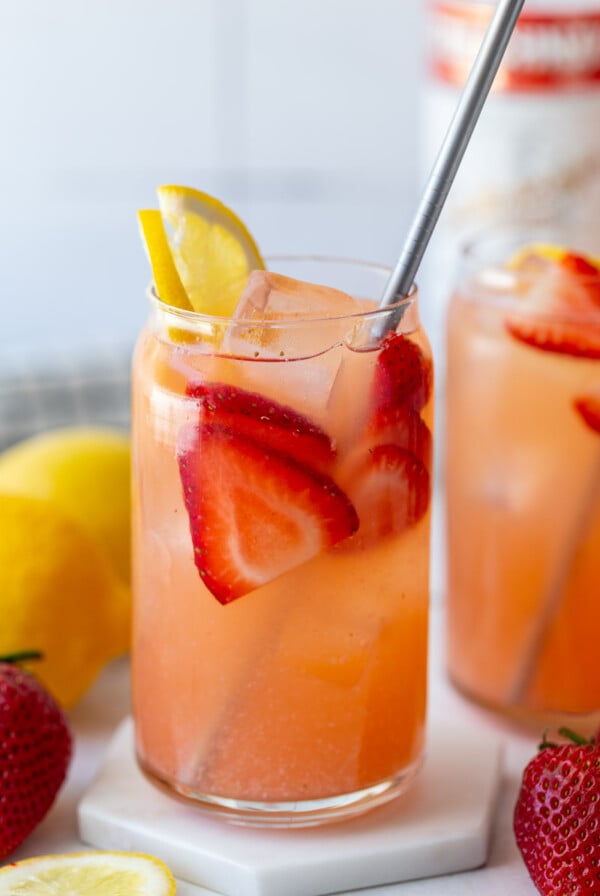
[445,228,600,726]
[131,257,433,826]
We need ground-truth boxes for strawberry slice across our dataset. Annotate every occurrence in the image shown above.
[506,251,600,359]
[371,333,433,415]
[574,394,600,434]
[338,444,430,547]
[365,404,432,471]
[187,382,335,469]
[177,423,358,604]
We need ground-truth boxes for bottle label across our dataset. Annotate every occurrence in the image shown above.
[430,3,600,91]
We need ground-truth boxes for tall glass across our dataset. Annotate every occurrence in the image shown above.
[131,257,433,826]
[445,229,600,727]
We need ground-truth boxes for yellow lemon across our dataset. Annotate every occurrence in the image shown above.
[0,851,176,894]
[155,184,264,315]
[0,493,128,708]
[0,426,131,588]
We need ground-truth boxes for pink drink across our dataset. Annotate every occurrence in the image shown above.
[446,235,600,724]
[132,258,433,825]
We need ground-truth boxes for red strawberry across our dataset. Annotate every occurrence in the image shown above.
[365,404,433,471]
[562,252,600,305]
[371,333,433,415]
[506,251,600,359]
[0,651,72,859]
[177,423,358,603]
[514,728,600,896]
[338,444,430,547]
[574,394,600,434]
[187,382,336,470]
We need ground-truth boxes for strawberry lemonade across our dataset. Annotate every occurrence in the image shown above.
[132,188,433,825]
[446,234,600,723]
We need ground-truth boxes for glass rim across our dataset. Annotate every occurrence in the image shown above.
[457,228,600,322]
[146,254,417,329]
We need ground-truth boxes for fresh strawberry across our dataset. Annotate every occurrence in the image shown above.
[371,333,433,415]
[506,251,600,359]
[187,382,335,469]
[0,651,72,859]
[514,728,600,896]
[574,394,600,434]
[177,423,358,603]
[338,444,430,547]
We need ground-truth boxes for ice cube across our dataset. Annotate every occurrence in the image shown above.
[239,269,363,319]
[227,270,367,360]
[221,270,370,421]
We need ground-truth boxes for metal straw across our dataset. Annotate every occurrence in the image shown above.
[376,0,525,331]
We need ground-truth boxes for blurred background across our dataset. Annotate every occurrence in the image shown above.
[0,1,424,363]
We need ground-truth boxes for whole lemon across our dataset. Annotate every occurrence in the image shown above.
[0,426,131,586]
[0,493,128,708]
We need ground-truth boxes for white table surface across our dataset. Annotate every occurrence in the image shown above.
[9,599,541,895]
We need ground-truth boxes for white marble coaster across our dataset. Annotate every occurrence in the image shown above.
[78,717,502,896]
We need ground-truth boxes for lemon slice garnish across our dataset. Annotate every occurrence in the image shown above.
[157,184,264,316]
[507,243,566,269]
[508,242,600,270]
[0,851,176,894]
[138,209,193,311]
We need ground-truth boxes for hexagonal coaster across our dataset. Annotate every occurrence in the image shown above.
[78,717,501,896]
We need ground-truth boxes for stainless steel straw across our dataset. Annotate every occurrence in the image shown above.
[375,0,525,331]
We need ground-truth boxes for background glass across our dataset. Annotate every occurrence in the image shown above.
[445,226,600,728]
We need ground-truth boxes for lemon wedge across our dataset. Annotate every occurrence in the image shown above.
[157,184,264,316]
[0,851,177,894]
[138,209,193,311]
[507,243,566,268]
[508,242,600,271]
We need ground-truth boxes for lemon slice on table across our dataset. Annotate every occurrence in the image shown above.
[0,851,176,894]
[157,184,265,316]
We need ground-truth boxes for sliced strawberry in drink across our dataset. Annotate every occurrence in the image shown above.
[506,317,600,359]
[371,333,433,415]
[177,423,359,604]
[506,251,600,359]
[187,381,335,469]
[562,252,600,306]
[365,404,433,471]
[338,444,430,547]
[574,394,600,434]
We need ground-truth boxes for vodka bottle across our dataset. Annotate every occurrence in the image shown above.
[420,0,600,357]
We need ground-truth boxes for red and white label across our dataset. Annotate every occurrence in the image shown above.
[429,3,600,90]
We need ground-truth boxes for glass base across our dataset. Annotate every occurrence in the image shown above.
[137,754,423,828]
[448,673,600,737]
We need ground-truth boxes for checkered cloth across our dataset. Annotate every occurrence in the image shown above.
[0,343,133,451]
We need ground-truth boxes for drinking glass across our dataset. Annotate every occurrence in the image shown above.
[445,227,600,727]
[131,257,433,826]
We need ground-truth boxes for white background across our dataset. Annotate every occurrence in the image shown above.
[0,1,425,360]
